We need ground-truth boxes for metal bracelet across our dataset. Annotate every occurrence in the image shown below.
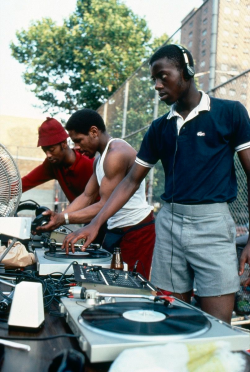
[64,213,69,225]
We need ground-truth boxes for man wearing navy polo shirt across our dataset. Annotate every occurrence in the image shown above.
[75,44,250,324]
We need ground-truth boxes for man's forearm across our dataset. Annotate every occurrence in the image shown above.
[64,192,96,214]
[65,200,105,224]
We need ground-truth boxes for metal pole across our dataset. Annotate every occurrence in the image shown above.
[103,101,108,125]
[208,0,219,94]
[148,90,159,205]
[122,81,129,138]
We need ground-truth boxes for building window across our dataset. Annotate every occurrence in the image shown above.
[234,0,240,3]
[203,18,207,24]
[245,16,250,22]
[241,82,247,88]
[221,64,228,71]
[189,21,193,27]
[202,29,207,36]
[199,83,204,89]
[233,33,239,38]
[229,89,236,96]
[222,54,228,60]
[244,27,250,33]
[241,93,247,100]
[243,49,249,54]
[243,60,249,66]
[220,76,228,83]
[233,21,239,26]
[232,44,238,49]
[231,66,238,71]
[202,39,206,46]
[220,87,227,95]
[200,61,205,67]
[234,9,240,16]
[203,7,208,14]
[244,38,250,43]
[223,30,229,37]
[222,41,229,47]
[201,50,206,57]
[188,41,193,47]
[224,7,231,14]
[231,54,237,60]
[224,19,230,25]
[189,31,193,38]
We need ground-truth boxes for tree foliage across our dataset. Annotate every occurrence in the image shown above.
[10,0,159,114]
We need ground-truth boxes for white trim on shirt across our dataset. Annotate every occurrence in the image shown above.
[235,141,250,152]
[135,157,154,168]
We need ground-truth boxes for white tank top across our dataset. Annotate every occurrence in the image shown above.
[96,138,153,229]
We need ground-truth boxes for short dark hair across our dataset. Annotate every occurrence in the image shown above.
[66,109,106,134]
[149,44,194,71]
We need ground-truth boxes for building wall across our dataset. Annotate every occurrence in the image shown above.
[180,0,250,113]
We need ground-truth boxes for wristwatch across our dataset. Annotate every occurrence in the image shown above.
[64,213,69,225]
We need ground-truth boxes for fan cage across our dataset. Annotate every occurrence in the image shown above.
[0,143,22,217]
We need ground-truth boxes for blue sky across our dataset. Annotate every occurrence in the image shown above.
[0,0,202,121]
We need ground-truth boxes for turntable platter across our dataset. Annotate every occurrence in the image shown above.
[79,302,211,341]
[44,248,112,263]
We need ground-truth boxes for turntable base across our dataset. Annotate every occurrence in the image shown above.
[60,296,250,363]
[35,248,112,275]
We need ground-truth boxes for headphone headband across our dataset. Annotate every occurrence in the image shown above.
[174,45,195,79]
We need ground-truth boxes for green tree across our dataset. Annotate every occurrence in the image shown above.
[10,0,153,114]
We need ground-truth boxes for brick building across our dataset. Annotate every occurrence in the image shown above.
[180,0,250,113]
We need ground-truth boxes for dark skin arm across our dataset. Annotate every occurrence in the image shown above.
[237,148,250,286]
[77,162,151,249]
[37,169,100,232]
[61,141,139,253]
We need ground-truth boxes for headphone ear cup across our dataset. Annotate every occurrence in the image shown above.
[35,206,50,217]
[187,65,195,79]
[183,65,195,80]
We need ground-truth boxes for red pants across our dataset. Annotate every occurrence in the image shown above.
[119,213,155,280]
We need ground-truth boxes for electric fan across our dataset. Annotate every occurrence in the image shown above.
[0,143,31,251]
[0,143,22,217]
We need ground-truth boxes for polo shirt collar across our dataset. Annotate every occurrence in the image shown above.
[166,91,210,121]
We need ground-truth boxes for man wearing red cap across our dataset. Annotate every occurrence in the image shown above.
[22,117,94,203]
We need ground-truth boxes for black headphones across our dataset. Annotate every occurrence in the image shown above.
[175,45,195,80]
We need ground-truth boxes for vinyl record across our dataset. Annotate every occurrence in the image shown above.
[44,248,112,263]
[79,302,211,341]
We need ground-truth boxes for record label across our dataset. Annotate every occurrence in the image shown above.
[123,310,166,322]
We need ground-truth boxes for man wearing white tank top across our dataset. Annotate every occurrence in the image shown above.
[39,109,155,279]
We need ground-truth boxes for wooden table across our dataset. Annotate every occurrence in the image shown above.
[0,310,112,372]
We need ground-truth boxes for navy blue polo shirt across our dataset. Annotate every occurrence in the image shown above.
[136,96,250,204]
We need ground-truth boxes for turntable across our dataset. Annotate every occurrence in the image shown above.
[35,241,112,275]
[60,290,250,363]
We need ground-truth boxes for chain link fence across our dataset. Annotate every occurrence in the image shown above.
[97,0,250,235]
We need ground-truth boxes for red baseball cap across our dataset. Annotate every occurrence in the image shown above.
[37,117,69,147]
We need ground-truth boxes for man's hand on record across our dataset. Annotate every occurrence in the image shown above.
[81,223,99,249]
[36,210,65,232]
[61,227,87,254]
[239,241,250,287]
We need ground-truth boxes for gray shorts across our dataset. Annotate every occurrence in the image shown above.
[151,202,240,297]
